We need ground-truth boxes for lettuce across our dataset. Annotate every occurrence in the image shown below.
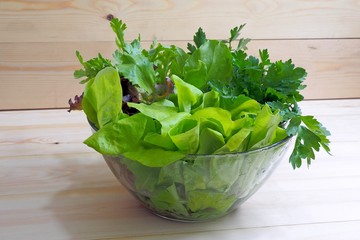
[76,19,330,167]
[82,67,123,129]
[84,67,286,167]
[71,18,331,220]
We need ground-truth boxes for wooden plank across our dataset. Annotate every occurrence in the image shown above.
[0,39,359,109]
[125,221,360,240]
[0,100,359,239]
[0,0,359,43]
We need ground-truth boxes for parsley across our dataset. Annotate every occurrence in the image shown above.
[187,27,207,53]
[287,115,331,168]
[186,25,330,169]
[227,33,330,168]
[223,24,250,51]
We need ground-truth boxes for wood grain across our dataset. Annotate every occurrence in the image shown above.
[0,39,359,110]
[0,99,359,239]
[0,0,359,109]
[0,0,359,42]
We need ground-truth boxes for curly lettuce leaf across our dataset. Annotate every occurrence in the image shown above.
[113,49,156,94]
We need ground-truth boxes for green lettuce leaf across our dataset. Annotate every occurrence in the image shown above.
[192,107,233,137]
[84,113,185,167]
[171,75,203,113]
[214,128,251,154]
[127,100,190,134]
[197,128,225,154]
[169,118,200,153]
[82,67,123,128]
[114,49,156,94]
[248,105,283,150]
[185,40,233,91]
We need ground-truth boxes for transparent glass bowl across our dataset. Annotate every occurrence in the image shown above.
[101,136,292,222]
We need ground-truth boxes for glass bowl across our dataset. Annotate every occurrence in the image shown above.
[100,136,292,222]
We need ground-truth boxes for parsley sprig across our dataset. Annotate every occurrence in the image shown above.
[190,26,331,168]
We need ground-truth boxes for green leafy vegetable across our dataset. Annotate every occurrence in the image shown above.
[187,27,207,53]
[70,18,332,221]
[84,113,185,167]
[74,51,112,84]
[171,75,203,113]
[73,18,330,168]
[287,115,331,168]
[225,24,250,51]
[187,40,233,91]
[82,67,123,128]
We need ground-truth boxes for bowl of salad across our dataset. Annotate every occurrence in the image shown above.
[69,19,331,221]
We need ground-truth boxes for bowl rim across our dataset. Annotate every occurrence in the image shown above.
[186,134,292,158]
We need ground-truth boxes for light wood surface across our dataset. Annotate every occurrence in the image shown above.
[1,0,359,41]
[0,99,359,239]
[1,39,359,110]
[0,0,359,110]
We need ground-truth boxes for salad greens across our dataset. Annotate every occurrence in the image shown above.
[68,18,332,220]
[84,68,286,168]
[70,18,330,169]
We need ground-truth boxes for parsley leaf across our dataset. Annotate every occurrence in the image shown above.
[194,27,207,48]
[187,27,207,53]
[228,24,250,51]
[287,115,331,168]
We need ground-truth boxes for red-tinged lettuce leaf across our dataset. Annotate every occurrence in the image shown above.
[68,93,83,112]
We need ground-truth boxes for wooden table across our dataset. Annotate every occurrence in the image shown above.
[1,99,359,240]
